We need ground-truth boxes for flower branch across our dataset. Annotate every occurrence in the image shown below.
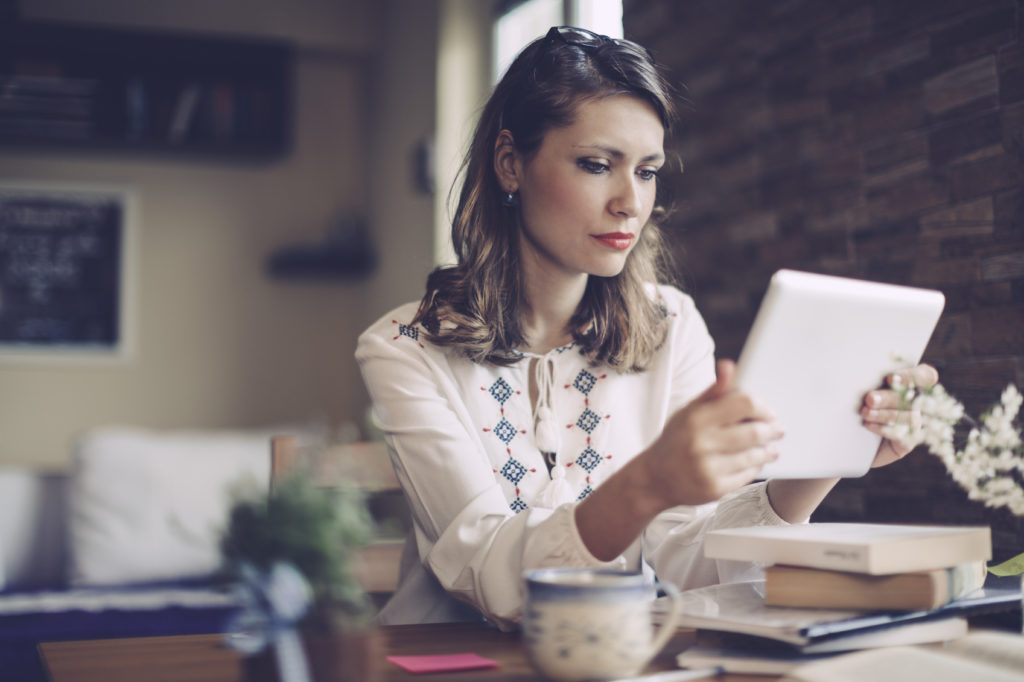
[883,380,1024,575]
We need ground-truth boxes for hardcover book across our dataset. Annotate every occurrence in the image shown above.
[704,523,991,574]
[763,561,988,610]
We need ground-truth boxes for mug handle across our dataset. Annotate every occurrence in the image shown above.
[647,579,682,661]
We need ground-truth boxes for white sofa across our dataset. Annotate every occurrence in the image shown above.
[0,426,298,682]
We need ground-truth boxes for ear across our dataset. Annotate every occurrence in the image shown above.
[493,129,521,194]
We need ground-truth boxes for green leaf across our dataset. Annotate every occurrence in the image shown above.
[988,551,1024,576]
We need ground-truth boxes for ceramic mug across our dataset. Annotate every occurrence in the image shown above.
[521,568,682,681]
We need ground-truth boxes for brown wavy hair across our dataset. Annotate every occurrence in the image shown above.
[413,27,680,371]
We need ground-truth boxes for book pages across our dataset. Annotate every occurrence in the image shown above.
[781,643,1024,682]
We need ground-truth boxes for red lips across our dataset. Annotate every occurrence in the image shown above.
[592,232,635,250]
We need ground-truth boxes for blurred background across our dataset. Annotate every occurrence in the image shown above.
[0,0,1021,557]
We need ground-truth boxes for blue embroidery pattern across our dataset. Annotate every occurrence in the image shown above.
[573,370,597,395]
[390,319,425,348]
[500,458,527,484]
[493,418,517,444]
[481,377,532,514]
[575,408,602,433]
[489,377,513,404]
[563,368,612,502]
[575,447,601,472]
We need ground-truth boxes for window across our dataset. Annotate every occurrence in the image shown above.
[493,0,623,83]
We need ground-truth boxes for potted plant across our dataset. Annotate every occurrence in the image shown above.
[221,469,379,682]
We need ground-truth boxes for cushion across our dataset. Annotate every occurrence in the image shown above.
[68,427,275,586]
[0,471,69,590]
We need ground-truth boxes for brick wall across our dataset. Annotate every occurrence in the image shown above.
[624,0,1024,560]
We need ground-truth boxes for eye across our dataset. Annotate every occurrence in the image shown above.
[637,168,660,182]
[577,159,610,174]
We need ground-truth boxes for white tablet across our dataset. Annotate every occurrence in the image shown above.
[734,270,945,479]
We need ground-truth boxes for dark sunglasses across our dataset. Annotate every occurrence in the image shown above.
[544,25,655,63]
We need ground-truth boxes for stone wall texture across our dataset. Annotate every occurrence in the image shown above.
[624,0,1024,560]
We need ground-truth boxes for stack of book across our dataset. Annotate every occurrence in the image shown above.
[706,523,993,611]
[669,523,1021,675]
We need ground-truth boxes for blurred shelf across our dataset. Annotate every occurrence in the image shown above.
[0,21,293,160]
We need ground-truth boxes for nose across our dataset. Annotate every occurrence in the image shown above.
[609,174,641,218]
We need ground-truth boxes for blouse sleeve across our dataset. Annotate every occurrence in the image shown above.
[641,288,791,590]
[355,322,623,631]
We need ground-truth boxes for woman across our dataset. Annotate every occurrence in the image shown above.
[356,26,936,629]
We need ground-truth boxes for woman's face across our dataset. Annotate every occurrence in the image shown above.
[513,94,665,282]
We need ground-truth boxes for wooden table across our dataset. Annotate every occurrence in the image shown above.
[39,622,765,681]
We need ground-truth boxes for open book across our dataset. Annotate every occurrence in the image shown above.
[780,631,1024,682]
[660,579,1020,646]
[676,617,969,675]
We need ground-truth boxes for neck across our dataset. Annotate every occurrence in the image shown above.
[519,258,588,356]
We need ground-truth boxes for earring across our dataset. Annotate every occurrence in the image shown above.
[502,190,518,207]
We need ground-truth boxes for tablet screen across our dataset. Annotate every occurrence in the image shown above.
[735,270,945,479]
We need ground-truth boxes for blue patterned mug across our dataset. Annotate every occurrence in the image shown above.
[522,568,682,681]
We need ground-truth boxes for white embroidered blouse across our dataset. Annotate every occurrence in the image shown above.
[355,285,787,630]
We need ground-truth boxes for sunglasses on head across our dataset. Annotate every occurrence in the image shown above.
[544,25,655,63]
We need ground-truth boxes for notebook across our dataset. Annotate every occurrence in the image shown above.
[734,270,945,478]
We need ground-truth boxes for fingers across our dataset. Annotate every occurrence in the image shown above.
[718,444,780,476]
[864,420,917,447]
[712,358,737,397]
[861,404,921,434]
[887,363,939,390]
[682,444,780,503]
[860,406,902,425]
[687,359,784,460]
[694,358,737,404]
[861,373,926,465]
[864,363,940,410]
[683,406,784,491]
[692,360,777,427]
[708,462,775,497]
[654,358,785,504]
[712,419,785,454]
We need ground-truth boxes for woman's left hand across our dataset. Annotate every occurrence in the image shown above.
[862,363,940,467]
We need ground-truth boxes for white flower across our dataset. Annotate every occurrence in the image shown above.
[904,381,1023,518]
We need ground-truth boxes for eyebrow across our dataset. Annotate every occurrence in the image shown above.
[575,144,665,164]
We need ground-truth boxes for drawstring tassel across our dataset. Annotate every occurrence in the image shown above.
[531,355,574,508]
[535,464,576,508]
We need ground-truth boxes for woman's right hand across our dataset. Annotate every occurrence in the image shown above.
[644,359,784,508]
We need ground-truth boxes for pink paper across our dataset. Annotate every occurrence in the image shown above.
[386,652,500,674]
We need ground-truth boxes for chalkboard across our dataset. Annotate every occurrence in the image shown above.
[0,183,131,357]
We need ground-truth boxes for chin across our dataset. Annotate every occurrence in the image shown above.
[587,261,630,278]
